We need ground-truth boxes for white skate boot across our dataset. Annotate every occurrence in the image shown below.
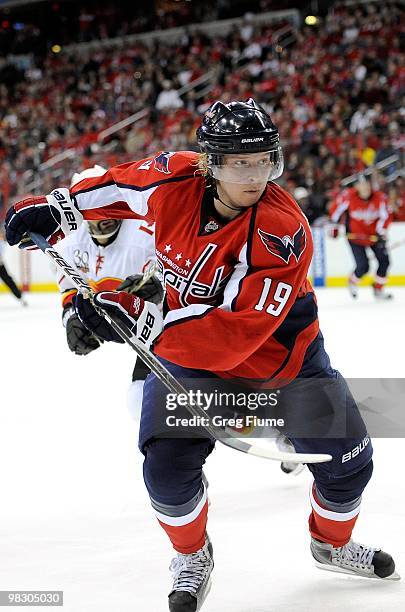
[168,534,214,611]
[372,283,393,300]
[311,537,400,580]
[348,277,358,299]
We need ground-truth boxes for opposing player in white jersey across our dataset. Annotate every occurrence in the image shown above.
[58,166,163,412]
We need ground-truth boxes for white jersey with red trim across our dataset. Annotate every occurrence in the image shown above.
[57,219,156,308]
[67,151,319,383]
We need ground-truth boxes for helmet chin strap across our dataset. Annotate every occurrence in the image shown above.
[212,179,265,211]
[211,181,245,212]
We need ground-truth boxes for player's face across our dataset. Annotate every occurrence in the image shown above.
[356,180,372,199]
[87,220,121,244]
[216,153,269,209]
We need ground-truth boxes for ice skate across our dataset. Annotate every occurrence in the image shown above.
[168,534,214,611]
[276,434,305,476]
[311,537,400,580]
[372,283,393,300]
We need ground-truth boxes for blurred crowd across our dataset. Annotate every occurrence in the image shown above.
[0,1,403,222]
[0,0,275,55]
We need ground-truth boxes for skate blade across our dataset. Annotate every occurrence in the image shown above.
[196,577,212,611]
[315,561,401,581]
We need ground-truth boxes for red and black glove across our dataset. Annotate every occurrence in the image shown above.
[5,189,83,249]
[74,290,163,349]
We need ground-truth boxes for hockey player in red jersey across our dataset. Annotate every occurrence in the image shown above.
[4,100,399,611]
[329,175,393,299]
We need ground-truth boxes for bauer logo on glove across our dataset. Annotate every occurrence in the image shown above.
[5,189,83,250]
[94,290,163,349]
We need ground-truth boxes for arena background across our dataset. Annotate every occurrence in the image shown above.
[0,0,404,290]
[1,4,405,612]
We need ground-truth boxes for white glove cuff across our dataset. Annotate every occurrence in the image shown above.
[62,306,75,328]
[47,188,83,237]
[136,302,164,349]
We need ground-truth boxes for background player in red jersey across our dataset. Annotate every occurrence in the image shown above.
[329,175,393,300]
[4,100,399,611]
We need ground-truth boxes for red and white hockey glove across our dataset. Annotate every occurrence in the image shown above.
[75,290,163,349]
[5,188,83,249]
[327,224,340,239]
[95,291,163,348]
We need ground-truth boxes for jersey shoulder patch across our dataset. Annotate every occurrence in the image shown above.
[136,150,198,178]
[254,186,311,266]
[257,224,307,264]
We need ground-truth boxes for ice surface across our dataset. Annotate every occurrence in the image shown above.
[0,289,404,611]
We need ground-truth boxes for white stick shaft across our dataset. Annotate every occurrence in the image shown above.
[28,232,331,465]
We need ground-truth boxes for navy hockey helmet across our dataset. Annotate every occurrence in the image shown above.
[196,99,284,183]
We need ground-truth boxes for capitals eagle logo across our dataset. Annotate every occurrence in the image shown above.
[258,224,306,264]
[154,151,174,174]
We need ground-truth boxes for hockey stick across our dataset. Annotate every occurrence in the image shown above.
[346,233,405,250]
[347,233,380,243]
[130,261,159,292]
[388,237,405,251]
[28,232,331,465]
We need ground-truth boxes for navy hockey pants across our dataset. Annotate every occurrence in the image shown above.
[349,240,390,279]
[139,333,373,508]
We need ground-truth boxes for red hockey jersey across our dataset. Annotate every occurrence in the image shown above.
[70,151,319,384]
[330,187,392,246]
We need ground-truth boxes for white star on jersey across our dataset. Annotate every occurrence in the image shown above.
[185,259,192,267]
[175,253,182,261]
[164,244,172,253]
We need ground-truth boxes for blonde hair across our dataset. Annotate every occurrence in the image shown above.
[194,152,209,177]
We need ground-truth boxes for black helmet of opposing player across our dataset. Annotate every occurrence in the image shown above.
[196,98,284,184]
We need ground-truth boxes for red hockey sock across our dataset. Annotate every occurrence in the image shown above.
[309,484,360,548]
[373,275,387,290]
[155,488,208,554]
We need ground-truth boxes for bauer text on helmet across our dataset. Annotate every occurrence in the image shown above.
[196,99,284,184]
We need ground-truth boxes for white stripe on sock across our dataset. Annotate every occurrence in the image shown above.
[310,484,360,522]
[155,484,207,527]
